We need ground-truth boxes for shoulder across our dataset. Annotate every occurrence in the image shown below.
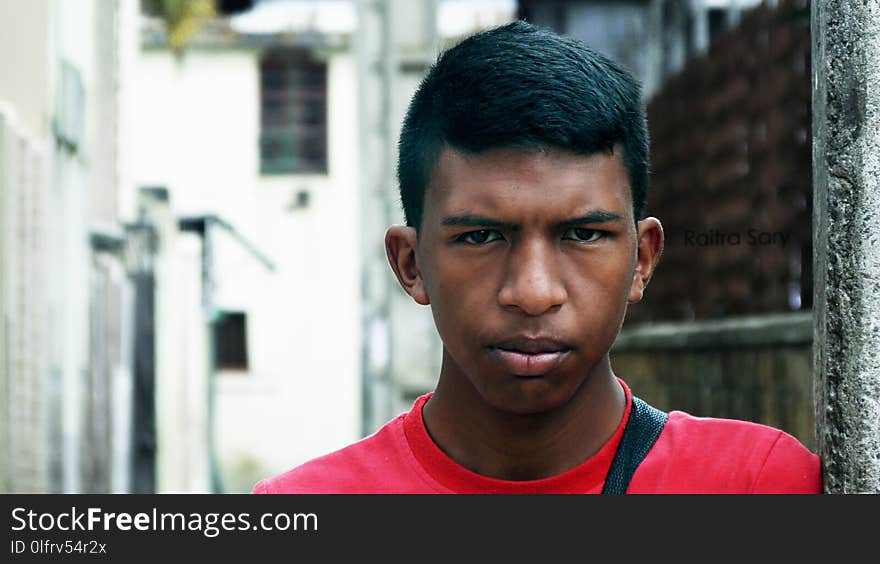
[664,410,795,449]
[632,410,821,493]
[252,414,410,494]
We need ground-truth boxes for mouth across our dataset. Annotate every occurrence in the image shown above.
[488,337,572,377]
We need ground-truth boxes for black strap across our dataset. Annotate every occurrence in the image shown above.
[601,395,667,494]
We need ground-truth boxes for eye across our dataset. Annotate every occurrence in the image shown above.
[459,230,503,245]
[563,227,604,243]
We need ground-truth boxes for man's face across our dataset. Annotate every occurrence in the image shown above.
[387,146,660,415]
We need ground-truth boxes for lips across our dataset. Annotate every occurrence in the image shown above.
[488,337,572,376]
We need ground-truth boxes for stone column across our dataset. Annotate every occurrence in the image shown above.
[812,0,880,493]
[355,0,439,434]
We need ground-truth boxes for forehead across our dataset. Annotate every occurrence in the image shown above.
[424,147,632,224]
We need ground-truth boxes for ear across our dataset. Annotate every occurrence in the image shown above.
[628,217,664,304]
[385,226,430,305]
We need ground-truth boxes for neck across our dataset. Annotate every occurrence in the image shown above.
[422,353,625,481]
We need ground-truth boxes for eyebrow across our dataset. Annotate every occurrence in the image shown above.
[441,214,514,229]
[558,211,624,227]
[441,210,624,229]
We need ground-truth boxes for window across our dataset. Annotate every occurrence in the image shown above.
[259,47,328,174]
[214,311,249,371]
[708,8,728,43]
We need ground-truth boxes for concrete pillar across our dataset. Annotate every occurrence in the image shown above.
[643,0,665,100]
[812,0,880,493]
[355,0,439,434]
[355,0,395,435]
[690,0,709,55]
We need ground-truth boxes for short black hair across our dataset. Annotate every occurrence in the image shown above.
[397,20,649,231]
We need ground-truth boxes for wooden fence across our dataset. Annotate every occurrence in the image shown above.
[613,312,814,450]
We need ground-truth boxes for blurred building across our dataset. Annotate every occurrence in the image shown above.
[356,0,441,439]
[356,0,521,434]
[132,0,517,491]
[519,0,764,98]
[133,1,363,493]
[524,0,815,447]
[0,0,516,494]
[0,0,139,492]
[0,0,814,494]
[0,0,815,493]
[632,0,813,323]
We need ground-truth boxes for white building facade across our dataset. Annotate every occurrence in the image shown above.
[133,15,362,493]
[0,0,138,493]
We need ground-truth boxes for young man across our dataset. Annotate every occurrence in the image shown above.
[253,21,820,494]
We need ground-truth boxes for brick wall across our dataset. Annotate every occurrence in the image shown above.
[627,0,812,324]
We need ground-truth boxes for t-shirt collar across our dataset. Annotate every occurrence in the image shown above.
[402,378,632,493]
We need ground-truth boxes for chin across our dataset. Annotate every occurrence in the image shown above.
[481,377,578,416]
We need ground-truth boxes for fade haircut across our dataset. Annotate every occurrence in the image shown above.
[397,20,649,231]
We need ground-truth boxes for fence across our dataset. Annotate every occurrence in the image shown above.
[613,312,814,450]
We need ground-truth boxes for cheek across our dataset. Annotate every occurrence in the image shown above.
[566,255,634,329]
[570,251,632,291]
[431,252,495,299]
[428,257,499,339]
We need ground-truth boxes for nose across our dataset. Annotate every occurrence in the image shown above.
[497,239,568,316]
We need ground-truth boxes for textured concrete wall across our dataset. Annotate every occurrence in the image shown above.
[812,0,880,493]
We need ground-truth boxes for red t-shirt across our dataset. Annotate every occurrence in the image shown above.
[253,380,821,494]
